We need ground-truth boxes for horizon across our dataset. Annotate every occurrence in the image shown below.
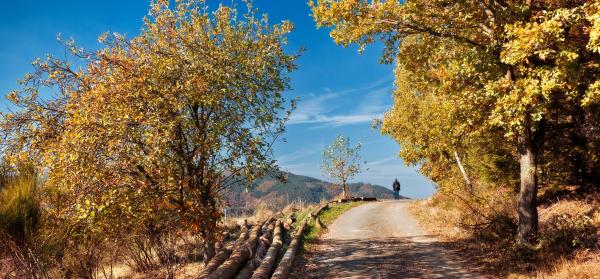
[0,0,436,199]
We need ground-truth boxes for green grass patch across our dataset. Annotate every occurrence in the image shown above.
[302,201,367,249]
[292,205,315,230]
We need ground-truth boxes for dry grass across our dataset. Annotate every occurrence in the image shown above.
[109,201,288,278]
[409,193,600,278]
[408,198,467,239]
[509,250,600,279]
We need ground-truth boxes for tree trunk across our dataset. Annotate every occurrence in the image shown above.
[201,205,218,264]
[271,221,308,279]
[200,182,219,264]
[235,220,275,279]
[208,221,264,279]
[251,221,283,279]
[517,112,539,244]
[452,146,473,191]
[342,183,347,199]
[203,238,216,264]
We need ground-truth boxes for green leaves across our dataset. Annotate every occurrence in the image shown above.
[321,134,364,196]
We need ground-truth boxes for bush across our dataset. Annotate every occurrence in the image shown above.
[541,213,598,254]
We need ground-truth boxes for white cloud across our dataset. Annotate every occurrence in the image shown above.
[288,78,393,127]
[276,142,323,165]
[366,156,396,166]
[290,113,381,126]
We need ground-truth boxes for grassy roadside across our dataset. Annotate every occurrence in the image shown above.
[408,198,600,278]
[287,201,368,278]
[282,201,371,279]
[302,201,367,249]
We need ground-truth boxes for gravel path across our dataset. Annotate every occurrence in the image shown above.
[297,200,486,279]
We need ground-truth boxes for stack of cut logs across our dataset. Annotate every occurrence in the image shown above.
[198,198,374,279]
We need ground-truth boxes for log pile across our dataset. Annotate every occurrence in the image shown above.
[207,219,268,279]
[337,196,377,203]
[250,221,282,279]
[235,219,276,279]
[198,222,251,278]
[270,220,307,279]
[198,197,376,279]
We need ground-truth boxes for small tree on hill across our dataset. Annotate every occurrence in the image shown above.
[321,135,364,199]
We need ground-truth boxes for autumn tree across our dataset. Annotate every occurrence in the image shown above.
[310,0,600,244]
[321,134,365,199]
[2,0,298,262]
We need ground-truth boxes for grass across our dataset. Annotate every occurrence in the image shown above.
[0,165,40,241]
[286,201,369,278]
[302,201,367,249]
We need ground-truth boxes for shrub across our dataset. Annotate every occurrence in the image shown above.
[541,213,598,254]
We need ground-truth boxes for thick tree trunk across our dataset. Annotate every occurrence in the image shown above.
[517,113,539,244]
[199,183,219,264]
[203,241,216,265]
[201,207,218,264]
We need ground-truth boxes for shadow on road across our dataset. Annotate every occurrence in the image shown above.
[293,236,484,279]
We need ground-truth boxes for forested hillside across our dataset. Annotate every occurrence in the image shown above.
[226,172,398,209]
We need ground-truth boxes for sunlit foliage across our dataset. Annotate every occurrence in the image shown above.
[321,134,365,199]
[311,0,600,243]
[2,0,298,263]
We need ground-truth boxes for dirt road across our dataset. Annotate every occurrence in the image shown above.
[297,200,485,279]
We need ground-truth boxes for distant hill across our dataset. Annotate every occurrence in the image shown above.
[225,172,406,209]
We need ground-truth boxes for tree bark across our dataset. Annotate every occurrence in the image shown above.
[250,221,283,279]
[203,240,216,265]
[270,204,328,279]
[517,112,539,244]
[200,184,219,264]
[235,220,275,279]
[271,221,308,279]
[199,224,250,278]
[207,221,265,279]
[452,146,473,191]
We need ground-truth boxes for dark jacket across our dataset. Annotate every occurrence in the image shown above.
[392,180,400,191]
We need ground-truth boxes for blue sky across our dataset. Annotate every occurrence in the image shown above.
[0,1,435,198]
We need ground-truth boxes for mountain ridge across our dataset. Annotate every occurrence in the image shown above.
[226,172,407,209]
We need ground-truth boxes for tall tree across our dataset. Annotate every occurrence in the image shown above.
[2,0,298,261]
[310,0,600,244]
[321,134,365,199]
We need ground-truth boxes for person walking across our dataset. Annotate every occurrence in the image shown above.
[392,178,401,200]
